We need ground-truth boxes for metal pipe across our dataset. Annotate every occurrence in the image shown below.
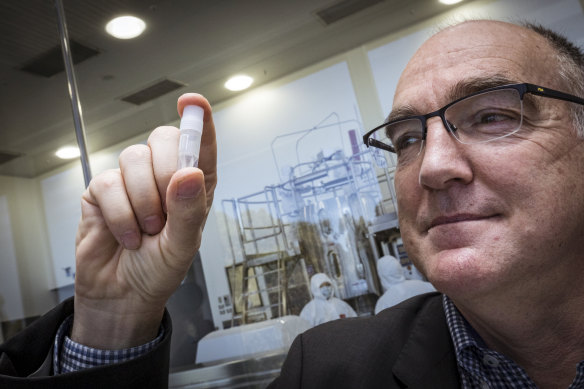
[54,0,92,188]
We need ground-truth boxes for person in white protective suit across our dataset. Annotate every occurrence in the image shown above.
[300,273,357,327]
[374,255,436,314]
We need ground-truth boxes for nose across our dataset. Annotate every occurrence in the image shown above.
[418,117,473,190]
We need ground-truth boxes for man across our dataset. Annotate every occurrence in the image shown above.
[0,93,217,388]
[268,20,584,388]
[299,273,357,327]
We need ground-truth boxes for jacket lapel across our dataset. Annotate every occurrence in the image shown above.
[392,295,460,388]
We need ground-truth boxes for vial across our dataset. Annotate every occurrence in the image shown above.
[177,105,204,169]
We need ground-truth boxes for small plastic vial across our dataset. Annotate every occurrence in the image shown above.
[177,105,204,169]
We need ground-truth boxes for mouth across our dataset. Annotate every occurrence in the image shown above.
[427,214,499,231]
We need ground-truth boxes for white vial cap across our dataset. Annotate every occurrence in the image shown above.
[180,105,204,131]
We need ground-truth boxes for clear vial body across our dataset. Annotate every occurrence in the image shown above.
[178,128,201,169]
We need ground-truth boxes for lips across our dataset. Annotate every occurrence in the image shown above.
[427,214,498,231]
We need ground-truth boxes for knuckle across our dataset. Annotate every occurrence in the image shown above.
[148,126,179,145]
[119,144,151,164]
[91,169,122,191]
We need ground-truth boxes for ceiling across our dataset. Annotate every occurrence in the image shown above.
[0,0,472,178]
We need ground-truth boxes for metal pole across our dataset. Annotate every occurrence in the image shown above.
[54,0,92,187]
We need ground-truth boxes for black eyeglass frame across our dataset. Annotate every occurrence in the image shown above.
[362,83,584,154]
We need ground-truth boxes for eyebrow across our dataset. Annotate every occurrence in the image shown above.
[449,74,542,112]
[386,105,420,122]
[447,74,517,102]
[386,74,518,122]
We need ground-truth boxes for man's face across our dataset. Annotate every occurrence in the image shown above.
[393,21,584,301]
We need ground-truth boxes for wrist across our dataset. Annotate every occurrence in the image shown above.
[72,298,164,349]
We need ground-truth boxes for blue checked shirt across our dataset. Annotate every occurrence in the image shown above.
[443,295,584,388]
[53,315,163,374]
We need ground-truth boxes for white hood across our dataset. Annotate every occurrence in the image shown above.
[310,273,334,300]
[300,272,357,327]
[377,255,406,291]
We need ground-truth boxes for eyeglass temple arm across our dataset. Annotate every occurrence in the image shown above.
[365,136,395,152]
[527,84,584,106]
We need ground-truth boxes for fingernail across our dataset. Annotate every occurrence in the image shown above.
[143,215,162,235]
[121,230,140,250]
[177,178,202,199]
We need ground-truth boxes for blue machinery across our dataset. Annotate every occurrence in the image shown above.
[221,113,400,324]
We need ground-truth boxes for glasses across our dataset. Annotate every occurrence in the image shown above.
[363,83,584,166]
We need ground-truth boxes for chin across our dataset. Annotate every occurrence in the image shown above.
[421,247,494,297]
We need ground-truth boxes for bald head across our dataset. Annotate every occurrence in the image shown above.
[398,21,557,96]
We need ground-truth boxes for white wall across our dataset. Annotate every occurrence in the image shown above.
[0,176,56,318]
[0,195,24,321]
[41,167,84,288]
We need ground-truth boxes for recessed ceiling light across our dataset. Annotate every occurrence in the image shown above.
[56,146,80,160]
[225,75,254,91]
[105,16,146,39]
[439,0,463,4]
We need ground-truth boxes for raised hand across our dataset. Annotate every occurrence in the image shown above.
[72,93,217,349]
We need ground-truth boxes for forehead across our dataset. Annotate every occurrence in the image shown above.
[393,21,558,110]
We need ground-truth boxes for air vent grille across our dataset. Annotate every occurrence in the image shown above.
[121,79,186,105]
[0,151,23,166]
[316,0,384,25]
[19,40,99,78]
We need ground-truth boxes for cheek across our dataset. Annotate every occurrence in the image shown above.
[394,168,427,267]
[400,225,427,275]
[395,167,421,214]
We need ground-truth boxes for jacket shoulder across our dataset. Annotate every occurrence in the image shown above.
[269,292,451,389]
[305,292,443,353]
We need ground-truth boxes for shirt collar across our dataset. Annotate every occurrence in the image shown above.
[442,294,482,356]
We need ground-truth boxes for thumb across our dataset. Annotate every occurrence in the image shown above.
[161,167,207,265]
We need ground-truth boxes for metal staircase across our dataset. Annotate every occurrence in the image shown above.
[222,187,311,324]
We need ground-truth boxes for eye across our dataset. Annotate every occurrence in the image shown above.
[479,112,513,124]
[393,133,423,154]
[472,109,521,135]
[386,118,424,154]
[444,88,523,141]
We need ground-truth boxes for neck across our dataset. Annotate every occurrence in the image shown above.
[452,280,584,388]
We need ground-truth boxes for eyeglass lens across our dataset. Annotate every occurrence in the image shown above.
[372,88,523,165]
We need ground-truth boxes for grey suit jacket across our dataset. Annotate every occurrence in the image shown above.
[268,292,460,388]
